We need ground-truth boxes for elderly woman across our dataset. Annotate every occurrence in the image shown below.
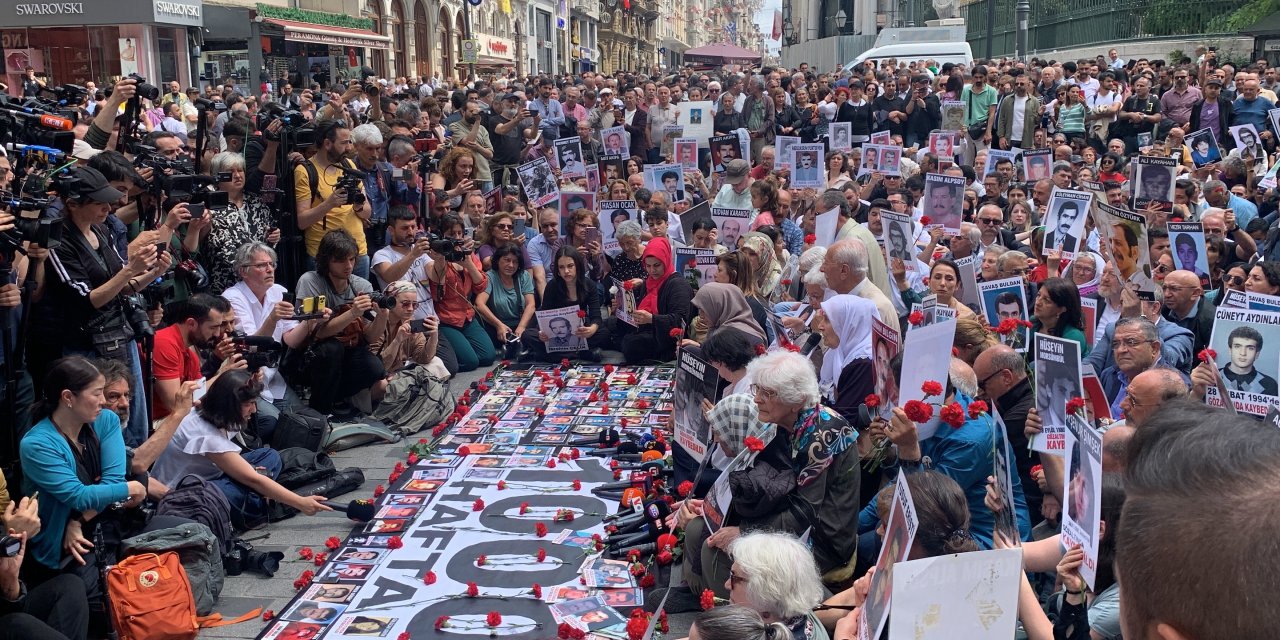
[738,232,783,303]
[428,147,477,214]
[815,294,879,421]
[747,351,860,586]
[677,394,789,597]
[609,237,693,364]
[1064,251,1103,296]
[691,605,792,640]
[202,153,279,291]
[608,220,647,282]
[724,532,829,640]
[714,92,744,135]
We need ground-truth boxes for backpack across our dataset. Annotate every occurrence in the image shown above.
[122,523,224,616]
[276,447,338,489]
[274,407,331,452]
[155,475,234,555]
[106,552,200,640]
[370,366,455,436]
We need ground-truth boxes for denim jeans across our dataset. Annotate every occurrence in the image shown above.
[212,447,282,529]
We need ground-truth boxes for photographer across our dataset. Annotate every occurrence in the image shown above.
[202,151,281,293]
[350,125,422,256]
[294,120,372,278]
[426,214,494,373]
[369,281,447,391]
[28,167,171,448]
[240,112,292,195]
[371,206,458,375]
[84,77,139,151]
[151,294,245,422]
[428,148,479,216]
[150,369,333,530]
[446,100,495,192]
[223,242,330,443]
[293,229,389,417]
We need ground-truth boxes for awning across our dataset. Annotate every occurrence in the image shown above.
[456,55,516,68]
[264,18,392,49]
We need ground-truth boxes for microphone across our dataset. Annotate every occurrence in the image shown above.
[322,500,378,522]
[799,332,823,356]
[590,471,653,494]
[607,541,657,558]
[586,441,642,457]
[613,461,669,475]
[568,428,621,448]
[0,100,73,131]
[605,530,650,549]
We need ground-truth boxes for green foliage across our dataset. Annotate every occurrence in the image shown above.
[1167,48,1185,65]
[1207,0,1280,32]
[255,3,376,31]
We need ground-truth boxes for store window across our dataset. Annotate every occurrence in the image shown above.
[391,0,406,78]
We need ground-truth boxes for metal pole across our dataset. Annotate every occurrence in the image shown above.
[465,0,476,82]
[984,0,995,59]
[1015,0,1029,61]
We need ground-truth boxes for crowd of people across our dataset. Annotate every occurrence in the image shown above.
[0,44,1276,639]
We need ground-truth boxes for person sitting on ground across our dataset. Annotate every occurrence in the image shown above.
[684,283,766,350]
[151,369,333,529]
[689,605,792,640]
[523,246,609,362]
[476,244,536,356]
[426,214,495,372]
[724,531,829,640]
[608,237,693,363]
[95,359,200,500]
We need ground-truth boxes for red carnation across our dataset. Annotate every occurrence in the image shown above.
[424,571,437,585]
[292,570,314,591]
[386,471,401,484]
[577,309,587,319]
[628,549,642,562]
[466,582,480,597]
[921,380,944,397]
[627,617,648,640]
[373,484,385,498]
[537,547,547,562]
[754,343,767,355]
[497,480,507,490]
[516,386,526,394]
[967,400,989,418]
[572,479,582,490]
[781,278,792,286]
[561,358,571,368]
[627,373,638,384]
[1066,396,1087,415]
[407,452,418,465]
[313,552,327,567]
[621,417,630,427]
[804,233,817,245]
[434,616,449,631]
[458,445,473,456]
[1031,464,1044,475]
[432,424,447,437]
[744,436,765,452]
[387,536,403,549]
[920,215,932,226]
[657,550,674,565]
[476,554,488,566]
[571,447,581,459]
[639,572,656,588]
[325,536,341,550]
[940,401,966,428]
[262,610,274,621]
[1198,348,1218,363]
[486,611,502,627]
[783,342,801,352]
[535,522,548,537]
[951,347,960,357]
[547,458,557,468]
[558,622,573,639]
[677,480,694,497]
[657,533,678,551]
[904,399,934,423]
[613,470,623,480]
[701,588,717,610]
[623,280,635,291]
[660,610,670,633]
[520,501,531,514]
[473,498,485,511]
[532,583,543,598]
[994,317,1019,335]
[298,547,314,560]
[669,328,684,339]
[398,633,411,640]
[908,310,924,325]
[864,394,881,409]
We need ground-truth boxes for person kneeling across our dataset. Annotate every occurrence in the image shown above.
[522,246,610,362]
[151,370,333,529]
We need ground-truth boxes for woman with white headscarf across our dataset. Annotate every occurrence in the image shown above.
[816,293,878,422]
[1064,250,1104,297]
[675,394,790,600]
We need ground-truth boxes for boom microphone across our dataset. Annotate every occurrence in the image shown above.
[322,500,378,523]
[799,332,823,356]
[586,441,642,457]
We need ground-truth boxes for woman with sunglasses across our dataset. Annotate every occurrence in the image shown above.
[1212,262,1250,305]
[370,280,448,391]
[476,212,518,271]
[1098,152,1127,183]
[1055,85,1086,148]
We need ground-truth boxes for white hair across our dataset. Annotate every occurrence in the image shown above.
[351,123,384,147]
[746,351,820,408]
[209,151,245,176]
[797,246,827,274]
[958,222,981,246]
[728,532,824,619]
[949,358,978,398]
[615,220,644,240]
[802,267,827,288]
[828,239,869,276]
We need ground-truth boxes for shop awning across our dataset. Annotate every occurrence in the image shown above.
[264,18,392,49]
[456,55,516,68]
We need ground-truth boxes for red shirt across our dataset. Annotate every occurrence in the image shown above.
[151,324,202,419]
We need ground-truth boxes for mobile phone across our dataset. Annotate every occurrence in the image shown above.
[262,174,278,192]
[409,319,432,333]
[514,218,527,237]
[390,168,410,181]
[584,226,602,246]
[414,138,438,153]
[187,203,206,219]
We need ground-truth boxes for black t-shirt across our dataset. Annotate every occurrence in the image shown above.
[872,95,907,136]
[485,113,524,165]
[1112,94,1161,136]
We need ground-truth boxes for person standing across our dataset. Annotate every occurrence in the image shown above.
[961,65,998,164]
[996,75,1041,150]
[646,85,678,165]
[293,120,372,278]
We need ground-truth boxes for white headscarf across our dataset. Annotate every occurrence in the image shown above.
[818,293,878,395]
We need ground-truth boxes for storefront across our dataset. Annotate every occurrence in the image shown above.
[0,0,202,90]
[256,4,392,91]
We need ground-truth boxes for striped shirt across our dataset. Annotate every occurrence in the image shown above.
[1058,103,1086,133]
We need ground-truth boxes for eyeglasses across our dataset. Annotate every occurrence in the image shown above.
[247,261,275,270]
[1123,388,1144,407]
[729,571,749,586]
[1227,274,1247,286]
[1154,262,1172,274]
[399,300,421,309]
[494,223,513,230]
[749,384,777,399]
[1112,337,1154,351]
[978,217,1003,226]
[978,368,1007,390]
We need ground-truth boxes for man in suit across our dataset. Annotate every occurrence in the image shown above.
[621,91,649,155]
[1044,200,1083,253]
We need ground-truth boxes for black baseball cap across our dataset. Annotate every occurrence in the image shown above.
[70,166,125,203]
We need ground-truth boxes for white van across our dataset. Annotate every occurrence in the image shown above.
[842,41,974,73]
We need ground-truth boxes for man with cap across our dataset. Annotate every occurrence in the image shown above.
[1190,76,1234,152]
[713,159,754,210]
[587,87,618,134]
[487,92,531,189]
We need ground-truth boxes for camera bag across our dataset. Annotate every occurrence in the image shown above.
[122,522,224,616]
[274,406,331,452]
[276,447,338,489]
[154,475,233,555]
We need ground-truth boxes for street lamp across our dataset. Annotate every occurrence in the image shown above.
[1015,0,1030,61]
[835,9,847,31]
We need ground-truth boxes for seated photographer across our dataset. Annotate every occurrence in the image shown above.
[223,242,331,443]
[96,359,201,500]
[294,120,372,279]
[371,206,458,376]
[202,151,282,293]
[28,167,172,449]
[428,148,478,215]
[152,294,246,421]
[476,244,535,358]
[151,369,333,530]
[523,246,610,362]
[369,281,448,388]
[426,214,494,372]
[293,229,390,416]
[0,499,90,640]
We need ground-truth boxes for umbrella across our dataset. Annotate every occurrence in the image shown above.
[684,42,762,66]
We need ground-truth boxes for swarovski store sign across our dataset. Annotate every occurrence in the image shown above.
[3,0,202,26]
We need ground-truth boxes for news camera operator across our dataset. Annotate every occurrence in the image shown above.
[291,229,389,417]
[234,113,295,195]
[28,167,174,449]
[350,125,422,256]
[201,151,282,293]
[425,214,494,373]
[294,120,373,279]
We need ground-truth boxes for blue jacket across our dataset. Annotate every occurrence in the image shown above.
[20,412,130,569]
[1085,317,1194,375]
[859,393,1032,549]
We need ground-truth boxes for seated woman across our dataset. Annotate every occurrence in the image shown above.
[606,220,647,283]
[821,471,982,633]
[690,605,792,640]
[702,327,762,398]
[293,229,390,416]
[426,214,494,372]
[609,237,693,364]
[151,369,332,529]
[565,208,610,284]
[746,351,860,588]
[686,283,766,349]
[815,293,879,421]
[724,532,829,640]
[676,394,788,598]
[524,246,610,362]
[689,219,729,256]
[476,244,536,358]
[476,212,518,271]
[428,148,478,215]
[899,259,977,319]
[1031,277,1090,357]
[715,251,770,340]
[738,232,783,303]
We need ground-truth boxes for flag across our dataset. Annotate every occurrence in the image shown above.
[500,0,511,13]
[772,9,782,40]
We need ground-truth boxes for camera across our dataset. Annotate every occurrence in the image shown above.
[164,174,230,210]
[223,538,284,577]
[0,191,62,252]
[429,233,471,262]
[193,97,227,113]
[49,83,88,107]
[230,330,282,373]
[256,101,308,132]
[362,82,379,95]
[365,292,398,310]
[336,166,367,206]
[104,73,160,102]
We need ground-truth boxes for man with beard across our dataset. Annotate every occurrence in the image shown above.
[487,93,531,189]
[152,293,245,420]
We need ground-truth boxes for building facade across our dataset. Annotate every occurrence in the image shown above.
[596,0,656,74]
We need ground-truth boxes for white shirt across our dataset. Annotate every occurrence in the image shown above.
[1011,95,1028,141]
[1068,76,1100,102]
[1089,90,1121,122]
[222,281,297,402]
[371,244,437,320]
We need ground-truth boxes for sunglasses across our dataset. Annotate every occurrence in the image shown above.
[1227,274,1246,285]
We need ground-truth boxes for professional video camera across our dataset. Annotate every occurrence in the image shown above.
[336,165,366,206]
[230,330,282,373]
[425,232,472,263]
[0,191,61,254]
[256,101,307,133]
[104,73,160,102]
[0,95,75,153]
[192,97,227,114]
[130,143,194,176]
[44,83,88,110]
[163,174,230,211]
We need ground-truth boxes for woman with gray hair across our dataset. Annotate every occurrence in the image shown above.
[723,532,829,640]
[745,351,860,589]
[607,219,648,282]
[690,605,792,640]
[205,150,281,292]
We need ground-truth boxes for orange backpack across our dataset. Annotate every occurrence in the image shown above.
[106,552,199,640]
